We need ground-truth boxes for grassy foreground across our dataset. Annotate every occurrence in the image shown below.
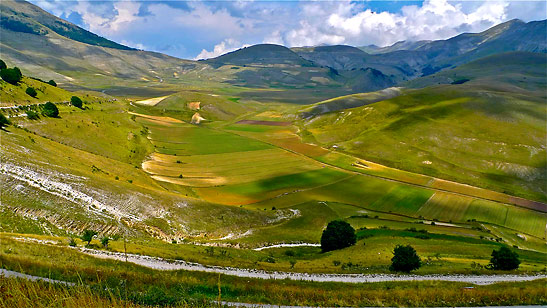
[0,236,546,307]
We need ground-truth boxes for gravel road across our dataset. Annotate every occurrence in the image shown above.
[0,268,75,286]
[79,248,546,285]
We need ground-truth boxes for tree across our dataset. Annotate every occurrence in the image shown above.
[71,96,83,108]
[0,113,10,129]
[320,220,356,252]
[0,59,6,70]
[81,229,98,245]
[47,79,57,87]
[0,67,22,85]
[101,236,110,249]
[42,102,59,117]
[26,87,37,98]
[488,246,520,270]
[390,244,421,272]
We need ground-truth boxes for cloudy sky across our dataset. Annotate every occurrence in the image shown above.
[30,0,547,60]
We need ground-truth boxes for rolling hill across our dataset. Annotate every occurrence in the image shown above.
[297,52,547,202]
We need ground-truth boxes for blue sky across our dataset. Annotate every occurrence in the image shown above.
[31,0,547,60]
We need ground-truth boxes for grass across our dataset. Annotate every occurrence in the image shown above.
[0,76,74,107]
[1,237,546,307]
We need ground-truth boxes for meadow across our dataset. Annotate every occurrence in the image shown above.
[1,236,546,307]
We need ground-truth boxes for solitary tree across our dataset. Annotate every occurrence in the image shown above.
[0,67,22,85]
[390,244,421,272]
[488,246,520,270]
[71,96,83,108]
[0,59,6,70]
[320,220,356,252]
[26,87,37,98]
[42,102,59,117]
[81,229,98,246]
[0,113,10,129]
[101,236,110,249]
[47,79,57,87]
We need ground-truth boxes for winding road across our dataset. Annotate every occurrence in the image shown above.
[79,247,546,285]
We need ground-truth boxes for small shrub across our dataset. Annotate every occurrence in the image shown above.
[25,87,37,97]
[264,256,275,263]
[81,229,98,246]
[284,250,295,257]
[0,59,6,70]
[47,79,57,87]
[101,236,110,249]
[26,110,39,120]
[42,102,59,117]
[68,238,77,247]
[333,260,341,266]
[289,259,296,269]
[71,96,83,108]
[0,113,10,129]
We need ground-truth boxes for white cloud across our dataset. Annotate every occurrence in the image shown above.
[194,39,249,60]
[30,0,546,59]
[263,30,285,45]
[284,0,514,47]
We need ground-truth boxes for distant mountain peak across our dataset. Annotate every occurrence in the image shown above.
[208,43,312,66]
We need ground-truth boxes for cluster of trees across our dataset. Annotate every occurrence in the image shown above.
[0,59,56,89]
[1,66,22,85]
[321,220,521,272]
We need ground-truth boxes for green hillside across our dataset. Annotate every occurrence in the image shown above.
[298,59,547,202]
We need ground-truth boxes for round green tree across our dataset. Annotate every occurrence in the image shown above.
[488,246,520,270]
[71,96,83,108]
[42,102,59,117]
[390,244,421,272]
[26,87,37,97]
[47,79,57,87]
[320,220,356,252]
[0,67,22,85]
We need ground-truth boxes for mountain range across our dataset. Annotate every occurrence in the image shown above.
[1,0,545,101]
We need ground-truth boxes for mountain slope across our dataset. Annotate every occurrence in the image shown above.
[297,53,547,202]
[0,0,132,50]
[295,19,546,83]
[207,44,312,66]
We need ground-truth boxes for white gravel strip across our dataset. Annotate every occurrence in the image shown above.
[0,269,75,286]
[79,248,546,285]
[253,243,321,251]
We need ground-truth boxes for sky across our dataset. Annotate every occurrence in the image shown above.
[30,0,547,60]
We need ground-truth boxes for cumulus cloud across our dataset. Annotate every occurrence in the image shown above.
[195,39,249,60]
[30,0,547,59]
[284,0,512,47]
